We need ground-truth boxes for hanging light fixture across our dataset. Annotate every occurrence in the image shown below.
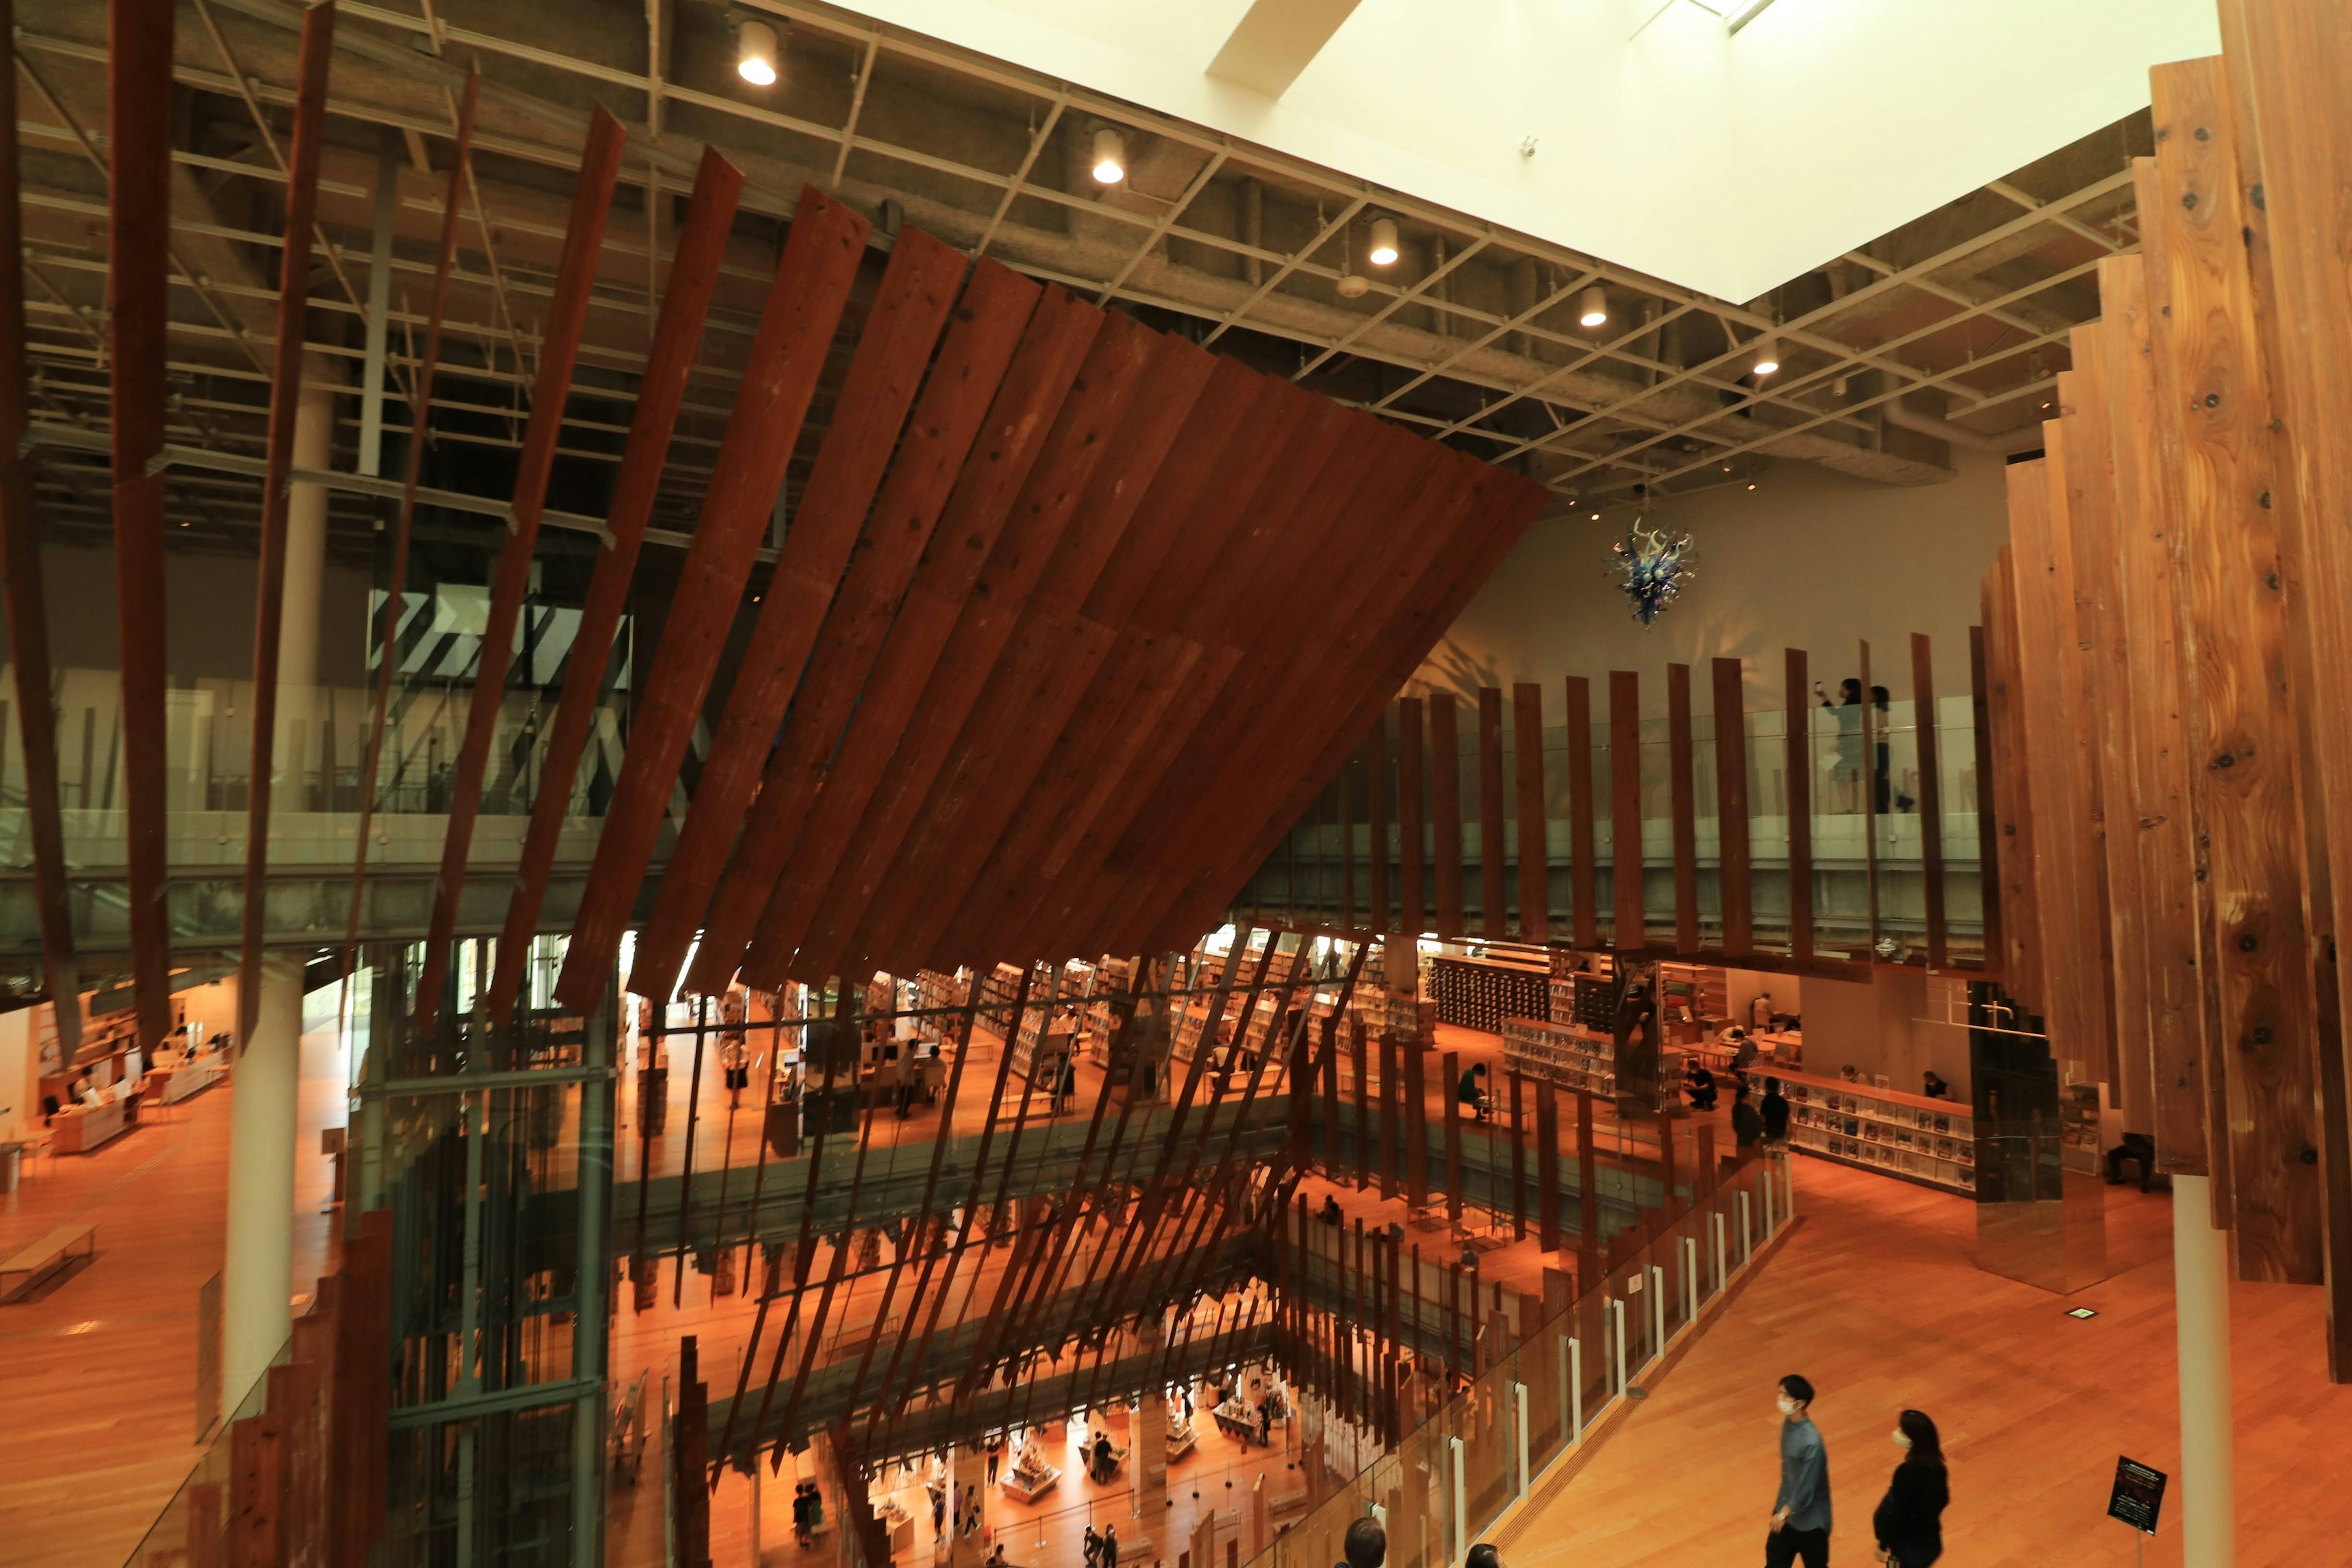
[1751,337,1781,377]
[1578,285,1608,328]
[737,19,780,86]
[1367,217,1400,268]
[1091,127,1126,184]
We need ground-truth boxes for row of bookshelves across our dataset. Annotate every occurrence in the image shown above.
[1496,1016,1617,1098]
[1427,955,1550,1033]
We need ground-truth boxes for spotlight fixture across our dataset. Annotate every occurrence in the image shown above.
[1578,285,1608,328]
[1090,127,1126,185]
[1751,337,1780,377]
[1367,217,1400,268]
[737,19,779,86]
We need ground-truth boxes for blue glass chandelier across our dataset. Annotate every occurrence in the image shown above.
[1607,517,1695,626]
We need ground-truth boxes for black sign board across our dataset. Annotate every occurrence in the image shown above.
[2107,1457,2166,1536]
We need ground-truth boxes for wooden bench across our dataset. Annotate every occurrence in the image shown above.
[0,1223,96,1303]
[1268,1488,1309,1516]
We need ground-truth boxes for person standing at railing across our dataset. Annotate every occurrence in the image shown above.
[1871,1410,1948,1566]
[1733,1084,1766,1152]
[1766,1374,1832,1568]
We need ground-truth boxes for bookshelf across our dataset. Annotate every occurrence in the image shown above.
[1498,1016,1616,1098]
[1351,989,1433,1044]
[1427,954,1550,1034]
[1778,1068,1976,1195]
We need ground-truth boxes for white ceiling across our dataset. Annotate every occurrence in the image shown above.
[832,0,2220,301]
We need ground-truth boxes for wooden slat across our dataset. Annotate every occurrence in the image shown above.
[1566,677,1597,948]
[1983,553,2045,1009]
[1536,1080,1561,1254]
[1784,650,1814,962]
[413,107,625,1032]
[484,144,746,1022]
[1431,694,1465,938]
[1397,699,1426,940]
[1368,709,1393,935]
[1859,640,1882,953]
[763,307,1148,982]
[733,288,1109,982]
[1513,683,1548,941]
[2214,4,2352,1361]
[1910,635,1948,969]
[1667,664,1698,955]
[1968,625,2003,979]
[1610,671,1643,951]
[2146,58,2322,1282]
[0,0,80,1048]
[560,185,872,1009]
[1341,741,1358,929]
[1442,1050,1464,1228]
[1479,687,1507,938]
[679,260,1041,996]
[2058,339,2152,1124]
[107,0,180,1051]
[236,0,336,1047]
[1711,658,1752,959]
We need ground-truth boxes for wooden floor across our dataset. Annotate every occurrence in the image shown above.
[1495,1156,2352,1566]
[0,1001,347,1568]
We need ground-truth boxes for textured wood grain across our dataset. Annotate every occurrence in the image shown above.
[2147,57,2322,1283]
[1983,549,2045,1012]
[1398,698,1427,940]
[1480,687,1508,938]
[1783,650,1814,962]
[1567,677,1598,948]
[1910,635,1947,970]
[1611,672,1643,950]
[1668,664,1698,956]
[1432,693,1466,939]
[1368,709,1393,935]
[1514,683,1550,941]
[1711,658,1752,959]
[1968,625,2003,979]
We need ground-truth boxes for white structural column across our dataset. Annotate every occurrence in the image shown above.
[2171,1175,2236,1566]
[221,382,336,1408]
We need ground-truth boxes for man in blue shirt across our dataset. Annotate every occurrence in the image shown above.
[1768,1373,1831,1566]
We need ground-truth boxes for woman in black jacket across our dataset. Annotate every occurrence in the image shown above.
[1872,1409,1950,1566]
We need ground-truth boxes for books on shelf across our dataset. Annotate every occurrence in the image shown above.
[1498,1016,1616,1097]
[1777,1069,1976,1195]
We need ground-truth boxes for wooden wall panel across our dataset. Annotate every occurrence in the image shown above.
[1711,658,1752,959]
[1784,650,1814,962]
[1667,664,1698,955]
[1566,677,1597,948]
[1513,683,1548,941]
[1479,687,1507,938]
[1397,699,1426,942]
[1610,672,1643,950]
[1982,551,2045,1010]
[1431,694,1465,938]
[2146,58,2323,1282]
[1368,709,1393,936]
[1905,635,1948,969]
[2218,0,2352,1363]
[1967,626,2002,977]
[417,108,625,1031]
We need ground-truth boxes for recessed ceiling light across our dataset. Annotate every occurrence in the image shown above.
[1578,285,1608,328]
[737,20,779,86]
[1090,127,1125,186]
[1367,217,1400,268]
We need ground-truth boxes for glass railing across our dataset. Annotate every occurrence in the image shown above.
[121,1339,291,1567]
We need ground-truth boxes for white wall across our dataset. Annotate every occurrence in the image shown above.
[1790,968,1969,1096]
[1412,446,2013,710]
[0,1008,30,1143]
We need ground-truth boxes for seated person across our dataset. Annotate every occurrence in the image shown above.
[1721,1026,1758,1076]
[1921,1070,1953,1101]
[1683,1060,1718,1112]
[1457,1061,1491,1121]
[1319,1194,1344,1227]
[2106,1132,2158,1191]
[1838,1064,1861,1084]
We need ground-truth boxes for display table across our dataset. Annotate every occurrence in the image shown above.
[147,1058,227,1106]
[875,1498,914,1553]
[51,1095,130,1155]
[1166,1419,1197,1460]
[1210,1401,1261,1441]
[998,1461,1060,1502]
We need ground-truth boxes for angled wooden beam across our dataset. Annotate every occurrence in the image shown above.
[1911,635,1948,970]
[483,145,745,1023]
[0,0,80,1047]
[683,260,1041,997]
[236,0,336,1048]
[338,70,478,1002]
[1712,657,1752,959]
[1512,683,1547,941]
[625,226,969,1006]
[1431,693,1464,938]
[1667,663,1698,956]
[556,185,873,1012]
[1610,671,1643,951]
[1566,677,1597,948]
[1479,687,1506,938]
[1784,651,1814,962]
[108,0,179,1051]
[414,107,626,1033]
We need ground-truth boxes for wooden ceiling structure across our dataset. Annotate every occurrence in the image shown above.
[2,0,1546,1054]
[1977,1,2352,1380]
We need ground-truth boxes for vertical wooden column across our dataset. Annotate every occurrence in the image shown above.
[1566,677,1598,948]
[1479,687,1507,937]
[1575,1091,1600,1274]
[1513,683,1550,941]
[1432,693,1465,938]
[1379,1034,1401,1200]
[1784,650,1815,961]
[1536,1082,1561,1253]
[1859,640,1883,955]
[1983,554,2045,1009]
[1911,635,1949,970]
[1367,710,1392,935]
[1667,664,1698,956]
[1508,1071,1528,1240]
[1352,1020,1371,1191]
[1712,658,1752,959]
[1398,699,1426,940]
[1968,625,2005,978]
[1610,672,1644,951]
[1403,1039,1429,1211]
[1341,744,1359,929]
[1442,1050,1464,1228]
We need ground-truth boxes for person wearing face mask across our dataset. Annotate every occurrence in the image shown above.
[1871,1410,1947,1566]
[1766,1374,1831,1567]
